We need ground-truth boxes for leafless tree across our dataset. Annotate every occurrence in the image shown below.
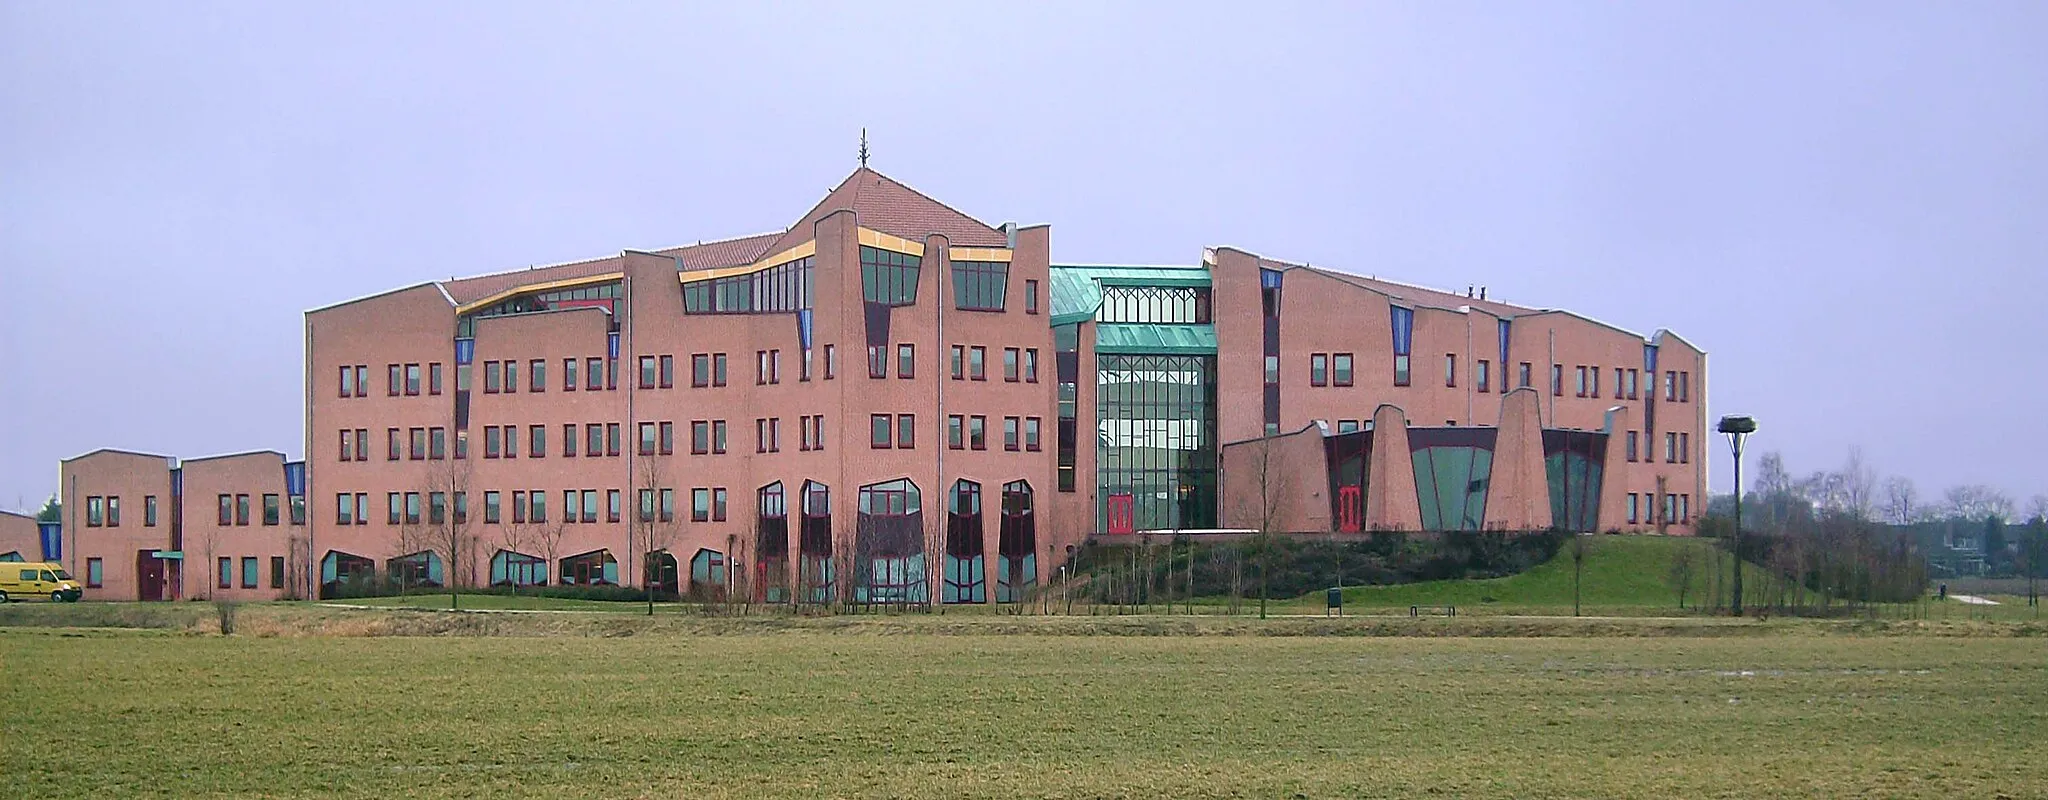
[1754,451,1794,498]
[924,496,948,613]
[1836,448,1876,521]
[636,454,679,615]
[417,458,478,599]
[1944,484,2015,522]
[2027,495,2048,524]
[533,515,567,590]
[1229,437,1290,619]
[494,518,530,597]
[1667,538,1697,610]
[1882,476,1918,526]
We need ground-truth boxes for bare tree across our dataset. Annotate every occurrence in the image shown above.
[1228,437,1290,620]
[1882,476,1918,526]
[1836,448,1876,521]
[1944,484,2015,522]
[635,454,679,615]
[494,518,530,597]
[1667,539,1697,610]
[2027,495,2048,524]
[533,515,567,591]
[1571,533,1589,617]
[1754,451,1794,498]
[417,459,478,604]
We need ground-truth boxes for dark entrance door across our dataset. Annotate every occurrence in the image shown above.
[135,550,166,601]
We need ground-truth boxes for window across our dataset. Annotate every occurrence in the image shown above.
[102,496,119,526]
[1680,371,1690,402]
[637,488,655,522]
[1025,348,1039,383]
[641,422,657,456]
[1004,416,1020,451]
[1590,365,1601,398]
[1519,362,1533,388]
[1446,354,1458,388]
[217,557,233,589]
[608,489,621,523]
[660,488,675,522]
[1264,355,1279,385]
[581,489,598,524]
[951,345,965,380]
[564,357,579,390]
[410,427,427,460]
[1627,493,1639,524]
[693,421,710,454]
[1024,417,1042,451]
[83,496,104,527]
[660,421,674,455]
[1666,432,1678,463]
[386,493,402,525]
[756,419,768,453]
[897,413,916,449]
[335,493,353,525]
[692,488,711,522]
[970,346,986,380]
[948,415,965,449]
[236,494,250,526]
[757,351,770,384]
[1477,360,1491,393]
[712,420,726,454]
[969,416,987,450]
[530,491,547,523]
[587,357,604,391]
[401,363,420,395]
[1626,431,1639,462]
[1310,353,1328,387]
[898,343,915,379]
[769,350,780,384]
[484,360,501,393]
[270,556,285,589]
[262,494,279,526]
[356,428,368,461]
[871,414,892,449]
[1665,371,1677,401]
[1613,367,1624,399]
[338,365,352,398]
[768,418,781,452]
[240,557,258,589]
[385,363,400,396]
[860,246,922,305]
[144,495,157,527]
[953,260,1008,310]
[338,430,354,462]
[387,428,401,461]
[427,362,443,396]
[1679,432,1690,464]
[430,427,448,460]
[607,422,622,455]
[561,424,577,457]
[825,344,837,379]
[1575,366,1587,397]
[1551,365,1564,397]
[713,488,728,522]
[1025,279,1039,314]
[484,491,501,524]
[639,355,656,389]
[713,353,728,387]
[1333,353,1353,387]
[512,491,526,524]
[1628,369,1639,399]
[86,557,103,588]
[407,492,424,525]
[692,353,710,387]
[354,365,368,397]
[586,423,602,457]
[560,491,577,523]
[659,354,674,388]
[216,494,231,525]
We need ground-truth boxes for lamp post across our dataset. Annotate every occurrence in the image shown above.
[1717,415,1758,616]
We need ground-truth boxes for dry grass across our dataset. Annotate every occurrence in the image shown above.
[3,615,2047,798]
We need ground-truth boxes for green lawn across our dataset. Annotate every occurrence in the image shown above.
[341,592,654,612]
[4,627,2044,798]
[1320,535,1770,614]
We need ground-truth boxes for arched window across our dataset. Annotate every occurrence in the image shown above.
[756,482,789,603]
[997,481,1037,602]
[855,479,925,604]
[944,480,986,604]
[799,481,833,603]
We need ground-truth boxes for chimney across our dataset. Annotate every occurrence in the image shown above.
[1467,285,1475,298]
[1001,222,1017,248]
[1480,286,1488,300]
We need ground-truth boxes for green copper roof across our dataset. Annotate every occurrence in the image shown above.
[1048,264,1209,326]
[1095,323,1217,354]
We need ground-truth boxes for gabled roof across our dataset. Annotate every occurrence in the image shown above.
[60,447,173,464]
[1300,266,1534,317]
[755,167,1008,258]
[439,232,781,305]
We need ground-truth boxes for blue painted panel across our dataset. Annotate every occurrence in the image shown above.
[283,462,306,496]
[455,338,475,366]
[38,521,61,562]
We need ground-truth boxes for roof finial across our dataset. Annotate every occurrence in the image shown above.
[859,127,869,168]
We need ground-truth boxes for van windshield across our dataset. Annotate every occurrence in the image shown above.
[48,570,71,581]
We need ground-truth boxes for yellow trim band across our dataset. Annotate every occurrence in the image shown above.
[950,247,1013,263]
[455,272,624,315]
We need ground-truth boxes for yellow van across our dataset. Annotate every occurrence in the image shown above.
[0,562,83,602]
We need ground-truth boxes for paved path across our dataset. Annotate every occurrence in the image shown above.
[1949,594,2000,605]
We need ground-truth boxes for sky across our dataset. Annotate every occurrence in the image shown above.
[2,1,2044,513]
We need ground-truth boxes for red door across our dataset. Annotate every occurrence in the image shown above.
[1337,486,1363,533]
[135,550,165,601]
[1106,493,1135,535]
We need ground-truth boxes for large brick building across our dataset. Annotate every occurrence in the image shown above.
[52,166,1706,601]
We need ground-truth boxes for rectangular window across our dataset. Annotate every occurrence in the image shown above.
[587,357,604,391]
[565,357,579,390]
[1551,364,1564,397]
[1575,366,1587,397]
[562,424,578,457]
[1477,360,1491,393]
[1613,367,1624,399]
[1024,417,1042,451]
[530,491,547,523]
[356,428,369,461]
[713,487,728,522]
[338,365,351,398]
[241,557,258,589]
[1004,416,1020,451]
[640,355,657,389]
[660,354,674,388]
[759,350,771,384]
[608,489,621,523]
[713,353,728,387]
[1310,353,1328,387]
[235,494,250,526]
[388,428,401,460]
[1626,431,1639,462]
[502,360,518,393]
[898,343,916,379]
[86,557,103,588]
[512,491,526,524]
[1590,365,1601,398]
[216,494,231,526]
[586,424,603,457]
[335,493,354,525]
[953,259,1008,310]
[387,364,401,396]
[692,488,710,522]
[768,418,781,452]
[872,414,892,449]
[712,420,726,454]
[1679,432,1690,464]
[692,421,710,454]
[1680,371,1690,402]
[484,491,501,524]
[1003,348,1019,382]
[1025,348,1040,383]
[406,492,423,525]
[262,494,279,526]
[409,427,426,460]
[638,488,655,522]
[970,346,986,380]
[270,556,285,589]
[429,427,447,460]
[969,415,987,450]
[1443,354,1456,388]
[1628,369,1639,399]
[528,359,544,393]
[561,490,577,523]
[951,344,965,380]
[427,362,442,395]
[1393,353,1410,387]
[1627,493,1639,524]
[338,429,353,462]
[144,495,157,527]
[101,496,119,527]
[755,419,768,453]
[948,415,965,450]
[1519,362,1532,388]
[501,425,517,458]
[642,422,658,456]
[825,344,837,379]
[658,421,674,455]
[660,488,675,522]
[218,557,233,589]
[1666,432,1678,463]
[1666,371,1677,401]
[897,413,916,449]
[692,353,710,387]
[581,489,598,524]
[354,365,368,397]
[1025,279,1039,314]
[1333,353,1353,387]
[484,360,501,393]
[769,350,780,384]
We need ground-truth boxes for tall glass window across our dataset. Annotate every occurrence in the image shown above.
[1096,354,1218,531]
[952,260,1008,310]
[860,246,921,305]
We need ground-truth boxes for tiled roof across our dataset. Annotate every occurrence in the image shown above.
[757,167,1008,258]
[441,232,781,305]
[1302,266,1534,317]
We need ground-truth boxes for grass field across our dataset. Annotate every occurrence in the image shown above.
[5,621,2046,799]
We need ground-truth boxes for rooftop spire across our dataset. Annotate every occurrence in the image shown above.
[859,127,869,168]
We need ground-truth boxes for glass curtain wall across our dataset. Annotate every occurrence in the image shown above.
[1095,354,1218,532]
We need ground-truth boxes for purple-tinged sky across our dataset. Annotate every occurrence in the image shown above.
[2,1,2044,512]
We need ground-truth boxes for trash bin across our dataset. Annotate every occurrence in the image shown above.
[1326,587,1343,615]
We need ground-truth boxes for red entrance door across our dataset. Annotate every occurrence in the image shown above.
[135,550,166,601]
[1106,493,1135,535]
[1337,486,1363,533]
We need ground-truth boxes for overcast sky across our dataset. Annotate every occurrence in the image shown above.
[2,1,2044,513]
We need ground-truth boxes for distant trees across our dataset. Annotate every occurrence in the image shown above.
[1666,539,1698,610]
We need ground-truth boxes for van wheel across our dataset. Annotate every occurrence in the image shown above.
[52,592,66,603]
[0,590,9,603]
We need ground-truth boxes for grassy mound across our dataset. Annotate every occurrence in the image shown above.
[1325,534,1765,613]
